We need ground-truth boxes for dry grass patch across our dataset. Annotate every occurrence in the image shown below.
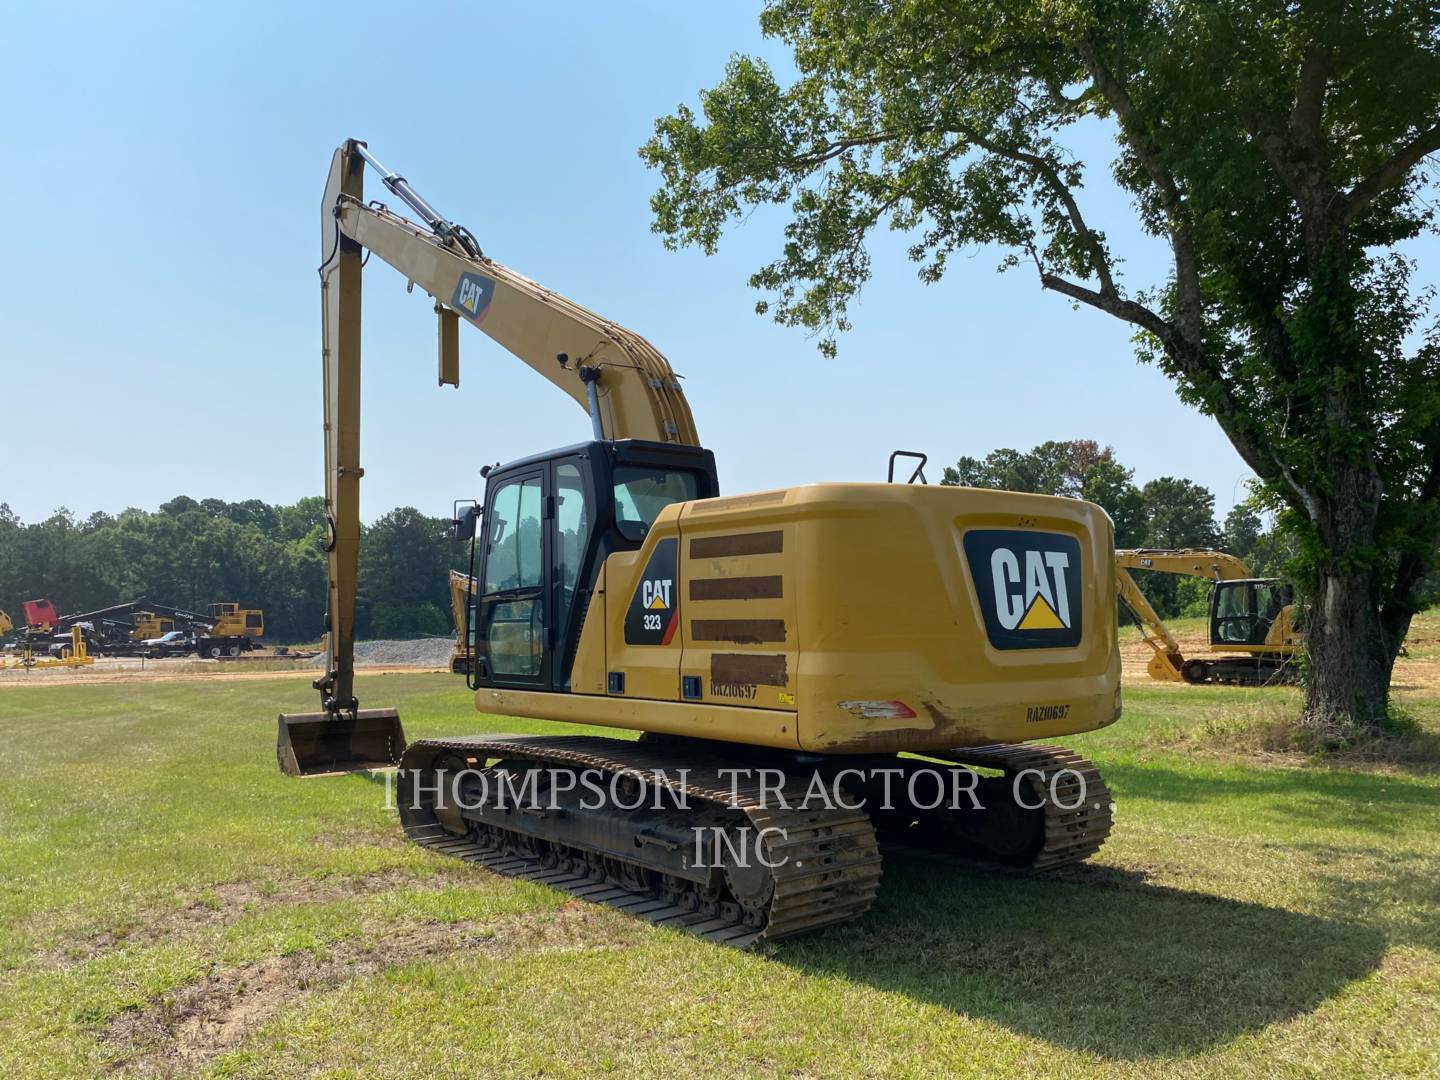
[1155,698,1440,772]
[40,868,474,970]
[101,903,640,1077]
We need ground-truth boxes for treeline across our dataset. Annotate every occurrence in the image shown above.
[942,440,1293,619]
[0,497,468,643]
[1,444,1286,640]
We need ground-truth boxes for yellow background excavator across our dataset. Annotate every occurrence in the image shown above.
[1116,549,1298,685]
[276,140,1123,946]
[448,569,476,675]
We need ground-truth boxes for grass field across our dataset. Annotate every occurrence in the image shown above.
[1,672,1438,1078]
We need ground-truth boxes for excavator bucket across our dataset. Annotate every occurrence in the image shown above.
[277,709,407,777]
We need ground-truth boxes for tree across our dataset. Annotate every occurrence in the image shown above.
[276,496,326,543]
[945,439,1114,497]
[358,507,465,639]
[944,446,1055,494]
[1131,477,1223,614]
[1222,503,1266,568]
[943,439,1151,544]
[0,495,459,645]
[643,1,1440,734]
[160,496,198,516]
[1081,458,1147,548]
[1141,478,1222,550]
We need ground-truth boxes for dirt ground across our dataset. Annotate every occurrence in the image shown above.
[1120,611,1440,693]
[0,654,443,688]
[7,616,1439,693]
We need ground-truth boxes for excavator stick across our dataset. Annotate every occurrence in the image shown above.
[276,709,407,777]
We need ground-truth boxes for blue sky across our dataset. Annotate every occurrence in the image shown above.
[1,1,1383,525]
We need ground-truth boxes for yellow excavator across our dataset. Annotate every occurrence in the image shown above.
[448,570,476,675]
[1116,549,1298,685]
[276,140,1123,946]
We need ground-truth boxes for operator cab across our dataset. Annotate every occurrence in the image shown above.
[1210,578,1294,649]
[462,439,718,693]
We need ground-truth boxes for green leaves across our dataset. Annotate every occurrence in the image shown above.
[640,0,1114,351]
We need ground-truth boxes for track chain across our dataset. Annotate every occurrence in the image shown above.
[941,743,1114,869]
[398,735,883,949]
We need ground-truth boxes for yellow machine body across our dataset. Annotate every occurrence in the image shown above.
[274,141,1125,943]
[208,602,265,639]
[1,626,94,670]
[478,482,1120,753]
[131,613,177,640]
[449,570,476,675]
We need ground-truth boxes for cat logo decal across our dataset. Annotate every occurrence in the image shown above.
[964,530,1083,650]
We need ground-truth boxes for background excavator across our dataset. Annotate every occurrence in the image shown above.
[448,569,476,675]
[276,140,1123,946]
[1116,549,1298,685]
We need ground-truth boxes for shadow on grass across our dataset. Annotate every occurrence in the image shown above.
[777,856,1385,1060]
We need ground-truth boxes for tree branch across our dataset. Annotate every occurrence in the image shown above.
[1076,39,1204,351]
[1247,50,1337,262]
[1039,271,1169,341]
[1039,271,1308,512]
[958,128,1116,296]
[779,131,911,170]
[1341,123,1440,224]
[1250,47,1334,217]
[1290,46,1330,144]
[783,118,1121,298]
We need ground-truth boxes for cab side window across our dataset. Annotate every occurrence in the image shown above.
[481,475,544,677]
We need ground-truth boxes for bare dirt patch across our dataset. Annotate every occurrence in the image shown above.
[1119,625,1212,686]
[1120,619,1440,694]
[42,869,474,969]
[101,905,639,1077]
[0,642,452,689]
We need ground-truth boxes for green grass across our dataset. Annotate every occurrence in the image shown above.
[1118,612,1210,642]
[1,674,1437,1077]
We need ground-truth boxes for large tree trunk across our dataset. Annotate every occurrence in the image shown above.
[1301,457,1395,738]
[1302,564,1394,739]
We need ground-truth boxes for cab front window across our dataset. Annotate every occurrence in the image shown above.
[613,467,698,541]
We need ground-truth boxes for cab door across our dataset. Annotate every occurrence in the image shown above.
[473,469,548,688]
[550,457,594,691]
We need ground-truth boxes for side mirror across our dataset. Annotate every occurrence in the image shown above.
[452,500,480,541]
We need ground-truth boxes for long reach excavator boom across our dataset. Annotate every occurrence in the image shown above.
[285,139,702,770]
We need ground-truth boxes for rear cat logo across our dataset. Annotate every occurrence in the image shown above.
[964,530,1083,650]
[990,548,1071,630]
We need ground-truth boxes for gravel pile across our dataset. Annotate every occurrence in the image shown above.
[309,638,454,668]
